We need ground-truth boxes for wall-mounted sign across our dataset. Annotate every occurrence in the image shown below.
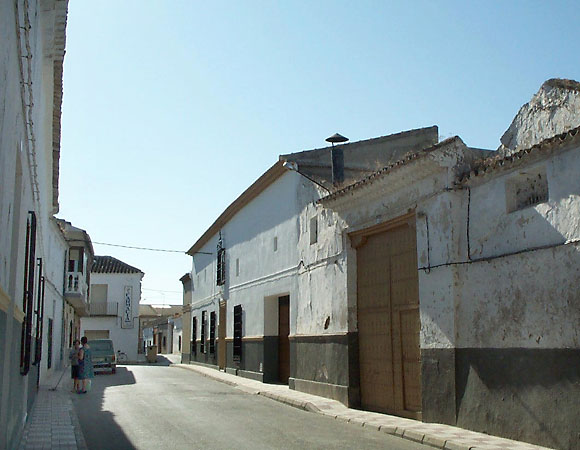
[122,286,133,329]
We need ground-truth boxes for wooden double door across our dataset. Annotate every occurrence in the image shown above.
[278,295,290,384]
[355,216,422,418]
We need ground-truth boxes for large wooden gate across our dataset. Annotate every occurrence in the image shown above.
[354,215,421,418]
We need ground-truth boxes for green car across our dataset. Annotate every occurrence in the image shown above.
[88,339,117,374]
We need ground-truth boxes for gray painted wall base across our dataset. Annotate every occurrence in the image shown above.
[237,369,263,382]
[188,361,219,371]
[290,377,349,405]
[456,348,580,450]
[421,348,456,425]
[225,367,238,376]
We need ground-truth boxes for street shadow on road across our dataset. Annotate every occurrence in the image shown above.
[147,354,175,366]
[72,366,137,450]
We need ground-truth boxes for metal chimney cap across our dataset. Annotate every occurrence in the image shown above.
[325,133,349,144]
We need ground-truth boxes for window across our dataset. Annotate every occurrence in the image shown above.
[68,247,84,272]
[506,167,549,213]
[209,311,216,354]
[191,316,197,355]
[233,305,243,362]
[91,284,108,302]
[178,335,182,352]
[33,258,45,366]
[310,216,318,245]
[47,318,53,369]
[235,258,240,277]
[273,236,278,252]
[20,211,37,376]
[217,247,226,286]
[200,311,206,353]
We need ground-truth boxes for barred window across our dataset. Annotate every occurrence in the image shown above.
[216,247,226,286]
[20,211,37,376]
[233,305,243,362]
[209,311,216,354]
[191,316,197,355]
[200,311,206,353]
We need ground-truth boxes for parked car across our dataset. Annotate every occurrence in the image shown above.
[88,339,116,374]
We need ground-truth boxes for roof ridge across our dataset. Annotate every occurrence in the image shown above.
[463,125,580,182]
[321,136,463,202]
[92,255,143,274]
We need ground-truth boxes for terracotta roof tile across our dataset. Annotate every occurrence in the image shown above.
[92,255,143,274]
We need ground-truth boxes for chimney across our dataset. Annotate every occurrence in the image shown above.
[331,147,344,186]
[325,133,349,187]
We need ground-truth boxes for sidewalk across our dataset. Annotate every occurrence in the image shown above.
[17,366,87,450]
[174,363,552,450]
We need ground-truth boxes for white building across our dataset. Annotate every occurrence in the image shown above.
[81,256,144,362]
[305,81,580,449]
[182,127,439,384]
[0,1,70,447]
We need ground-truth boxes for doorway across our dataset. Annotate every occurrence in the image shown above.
[218,301,226,369]
[278,295,290,384]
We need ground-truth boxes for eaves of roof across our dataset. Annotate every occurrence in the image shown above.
[461,126,580,183]
[51,0,69,214]
[320,136,462,203]
[186,160,287,256]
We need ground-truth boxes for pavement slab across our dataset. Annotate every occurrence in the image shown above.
[17,368,87,450]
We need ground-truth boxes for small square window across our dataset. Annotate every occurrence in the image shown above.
[505,167,548,213]
[310,216,318,245]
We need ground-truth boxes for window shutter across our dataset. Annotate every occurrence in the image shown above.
[233,305,243,362]
[20,212,37,376]
[200,311,206,353]
[191,316,197,355]
[209,311,216,354]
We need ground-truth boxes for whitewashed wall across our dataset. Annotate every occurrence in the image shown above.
[39,221,68,379]
[190,170,323,339]
[456,145,580,349]
[317,155,458,349]
[81,272,143,361]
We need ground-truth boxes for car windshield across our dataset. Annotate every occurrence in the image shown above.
[88,341,113,351]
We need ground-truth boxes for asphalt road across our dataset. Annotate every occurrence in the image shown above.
[71,360,425,450]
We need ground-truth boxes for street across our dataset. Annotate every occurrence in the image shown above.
[71,361,425,450]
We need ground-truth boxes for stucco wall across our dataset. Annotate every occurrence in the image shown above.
[188,170,324,377]
[190,171,320,337]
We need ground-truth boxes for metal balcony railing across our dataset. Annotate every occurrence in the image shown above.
[89,302,119,316]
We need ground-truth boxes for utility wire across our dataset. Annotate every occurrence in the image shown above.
[142,288,182,293]
[92,241,185,253]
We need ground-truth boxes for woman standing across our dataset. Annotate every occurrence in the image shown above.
[68,340,81,392]
[78,336,94,394]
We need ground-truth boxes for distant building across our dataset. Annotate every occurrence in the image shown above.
[140,305,183,354]
[81,256,144,362]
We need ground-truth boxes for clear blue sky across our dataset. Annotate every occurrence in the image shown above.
[57,1,580,305]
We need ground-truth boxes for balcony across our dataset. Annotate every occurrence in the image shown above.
[65,271,89,316]
[89,302,119,316]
